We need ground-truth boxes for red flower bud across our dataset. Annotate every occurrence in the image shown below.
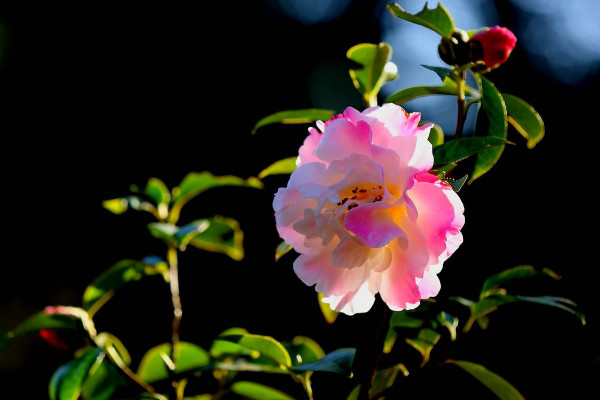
[470,26,517,69]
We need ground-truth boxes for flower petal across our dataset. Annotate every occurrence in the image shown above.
[314,119,372,163]
[321,281,376,315]
[344,202,407,248]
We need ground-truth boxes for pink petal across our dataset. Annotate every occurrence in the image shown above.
[297,127,323,166]
[315,119,372,163]
[344,202,407,248]
[417,270,441,299]
[321,281,376,315]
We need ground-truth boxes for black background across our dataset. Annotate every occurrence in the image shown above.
[0,1,598,399]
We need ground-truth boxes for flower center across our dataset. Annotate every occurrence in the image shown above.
[336,184,384,212]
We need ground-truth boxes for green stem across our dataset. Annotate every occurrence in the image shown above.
[168,245,182,371]
[454,70,467,139]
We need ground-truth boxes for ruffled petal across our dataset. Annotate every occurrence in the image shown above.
[315,119,372,163]
[344,202,407,248]
[321,281,376,315]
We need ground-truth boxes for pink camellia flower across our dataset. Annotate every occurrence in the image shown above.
[272,104,465,315]
[471,26,517,69]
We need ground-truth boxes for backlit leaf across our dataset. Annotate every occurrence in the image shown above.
[231,381,294,400]
[50,347,103,400]
[258,157,298,179]
[347,42,397,106]
[188,216,245,261]
[252,109,335,134]
[387,2,455,38]
[137,342,210,383]
[503,93,544,149]
[446,360,524,400]
[292,348,356,376]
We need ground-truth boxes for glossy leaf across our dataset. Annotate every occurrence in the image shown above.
[82,258,166,312]
[275,240,293,262]
[433,136,509,166]
[503,93,545,149]
[292,348,356,376]
[470,75,507,183]
[49,347,103,400]
[284,335,326,366]
[387,2,455,38]
[188,216,245,260]
[384,77,477,105]
[370,363,408,398]
[516,296,585,325]
[210,327,256,359]
[447,360,524,400]
[258,157,297,179]
[405,328,440,367]
[220,333,292,368]
[480,265,560,299]
[170,172,262,222]
[137,342,210,383]
[347,42,397,106]
[426,122,444,146]
[317,292,339,324]
[81,357,126,400]
[422,64,453,81]
[231,381,294,400]
[252,109,335,134]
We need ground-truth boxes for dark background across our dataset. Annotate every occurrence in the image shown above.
[0,1,598,399]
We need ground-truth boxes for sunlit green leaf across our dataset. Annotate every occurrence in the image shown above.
[384,77,477,105]
[370,363,409,398]
[437,311,459,341]
[188,216,245,261]
[275,240,294,262]
[95,332,131,366]
[102,196,156,216]
[170,172,262,223]
[383,328,398,354]
[231,381,294,400]
[317,292,339,324]
[175,219,211,249]
[422,65,453,81]
[141,177,170,206]
[346,385,361,400]
[49,347,104,400]
[433,136,509,166]
[81,357,126,400]
[258,157,297,179]
[429,162,457,179]
[503,93,545,149]
[446,360,524,400]
[292,348,356,376]
[405,328,440,367]
[82,258,166,312]
[252,109,335,134]
[210,327,255,359]
[147,223,178,244]
[427,123,444,146]
[347,42,397,106]
[137,342,210,383]
[480,265,560,299]
[387,2,455,38]
[470,75,507,183]
[219,333,292,368]
[284,336,326,367]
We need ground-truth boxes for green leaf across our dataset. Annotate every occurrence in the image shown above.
[317,292,339,324]
[258,157,298,179]
[147,222,178,244]
[503,93,545,149]
[50,347,104,400]
[422,65,453,81]
[437,311,459,341]
[390,310,425,329]
[346,385,361,400]
[284,336,326,367]
[82,258,166,312]
[405,328,440,367]
[384,77,477,105]
[210,327,256,359]
[370,363,409,398]
[81,357,126,400]
[445,174,468,192]
[2,311,79,353]
[383,327,398,354]
[433,136,509,166]
[516,296,586,325]
[139,178,171,219]
[470,75,507,183]
[252,109,335,134]
[387,2,455,38]
[347,42,397,106]
[170,172,262,223]
[292,348,356,376]
[95,332,131,365]
[188,216,245,261]
[426,122,444,146]
[137,342,210,383]
[220,333,292,368]
[275,240,293,262]
[102,196,156,216]
[230,381,294,400]
[446,360,524,400]
[480,265,560,299]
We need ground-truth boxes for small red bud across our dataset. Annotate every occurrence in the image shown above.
[470,26,517,69]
